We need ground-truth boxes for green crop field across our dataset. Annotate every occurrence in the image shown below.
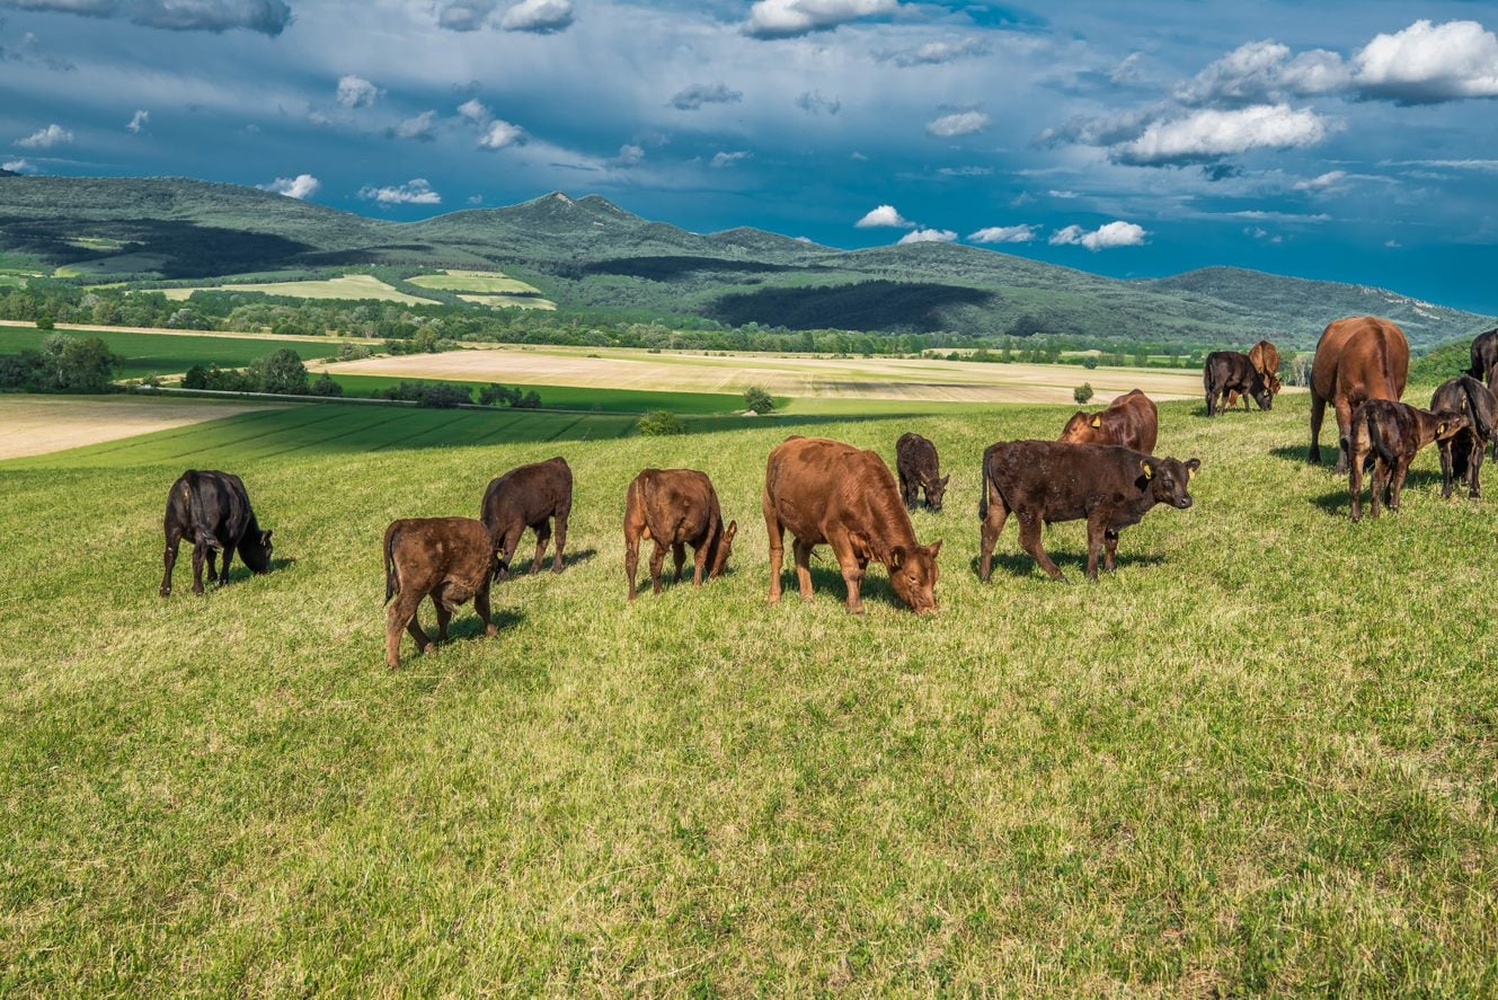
[2,391,1496,994]
[161,274,439,305]
[0,327,350,379]
[326,373,761,414]
[407,269,543,295]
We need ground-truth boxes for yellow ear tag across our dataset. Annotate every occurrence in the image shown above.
[1090,416,1102,428]
[1438,422,1447,435]
[1141,461,1153,479]
[1188,466,1197,480]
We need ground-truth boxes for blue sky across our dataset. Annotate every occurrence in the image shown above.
[4,0,1498,315]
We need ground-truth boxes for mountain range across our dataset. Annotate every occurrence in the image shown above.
[1,176,1492,350]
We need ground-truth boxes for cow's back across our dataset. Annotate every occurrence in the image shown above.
[634,468,719,543]
[1312,316,1409,406]
[482,456,572,526]
[766,436,905,542]
[985,440,1140,520]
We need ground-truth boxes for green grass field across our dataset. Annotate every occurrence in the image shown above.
[326,374,761,414]
[2,391,1496,994]
[0,327,352,380]
[407,269,543,295]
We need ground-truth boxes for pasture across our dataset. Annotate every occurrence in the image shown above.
[0,325,353,381]
[325,374,756,414]
[2,389,1496,994]
[406,269,546,295]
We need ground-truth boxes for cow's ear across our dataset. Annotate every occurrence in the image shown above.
[928,539,942,560]
[1140,460,1154,480]
[725,519,737,540]
[1186,458,1201,479]
[262,530,273,544]
[1090,416,1102,428]
[939,475,950,487]
[889,546,906,570]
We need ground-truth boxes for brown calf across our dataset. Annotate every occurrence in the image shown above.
[895,432,949,510]
[383,517,500,669]
[624,468,737,600]
[1058,388,1159,454]
[481,456,572,579]
[1347,400,1468,522]
[764,436,942,615]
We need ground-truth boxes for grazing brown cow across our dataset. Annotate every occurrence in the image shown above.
[1310,316,1410,471]
[383,517,499,669]
[1347,400,1468,522]
[1203,351,1273,417]
[1058,388,1159,454]
[1467,328,1498,388]
[480,456,572,579]
[160,470,273,597]
[624,468,737,600]
[1430,376,1497,499]
[1225,340,1284,409]
[979,441,1200,582]
[764,436,942,615]
[895,432,949,511]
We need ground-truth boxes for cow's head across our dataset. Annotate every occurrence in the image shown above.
[1432,409,1470,441]
[243,529,273,574]
[1250,372,1274,411]
[709,519,737,578]
[888,539,942,615]
[1140,457,1200,510]
[1058,411,1099,444]
[924,474,950,512]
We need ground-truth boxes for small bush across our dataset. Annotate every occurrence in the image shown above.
[1074,383,1095,405]
[743,386,775,414]
[637,409,687,436]
[1083,355,1099,370]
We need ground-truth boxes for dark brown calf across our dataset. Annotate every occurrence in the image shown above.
[160,469,273,597]
[1431,376,1497,499]
[480,456,572,579]
[1203,351,1273,417]
[383,517,500,669]
[1058,388,1159,454]
[895,432,948,511]
[980,441,1200,582]
[624,468,737,600]
[1347,401,1468,521]
[1225,340,1283,410]
[1467,328,1498,389]
[764,436,942,615]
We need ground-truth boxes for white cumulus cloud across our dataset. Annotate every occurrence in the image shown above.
[500,0,573,34]
[1176,40,1349,106]
[1353,19,1498,103]
[1293,170,1347,191]
[711,150,750,168]
[478,119,524,150]
[898,228,957,244]
[744,0,898,40]
[335,75,381,109]
[126,109,149,133]
[1050,221,1149,250]
[392,111,439,142]
[968,224,1038,244]
[1113,104,1329,165]
[16,124,73,149]
[855,204,913,228]
[458,99,490,123]
[2,159,33,173]
[359,178,441,205]
[925,111,990,139]
[260,174,320,199]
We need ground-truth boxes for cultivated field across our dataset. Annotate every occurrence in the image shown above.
[0,395,273,460]
[162,274,438,305]
[407,269,545,295]
[2,388,1495,994]
[320,346,1213,405]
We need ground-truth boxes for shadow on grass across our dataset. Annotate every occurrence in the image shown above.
[969,549,1166,581]
[496,546,598,579]
[442,607,526,642]
[766,560,913,612]
[1316,469,1449,518]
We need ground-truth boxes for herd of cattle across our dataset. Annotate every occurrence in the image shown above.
[155,315,1498,667]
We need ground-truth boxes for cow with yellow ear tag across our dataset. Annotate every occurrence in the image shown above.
[1347,399,1470,522]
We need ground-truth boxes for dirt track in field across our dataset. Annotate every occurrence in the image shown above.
[0,397,270,460]
[316,348,1214,404]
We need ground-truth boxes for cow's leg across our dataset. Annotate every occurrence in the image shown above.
[673,542,688,584]
[1471,436,1486,499]
[688,540,707,588]
[1084,515,1107,581]
[1018,511,1063,581]
[793,540,816,602]
[1204,384,1216,418]
[433,596,453,643]
[978,493,1009,583]
[498,526,524,581]
[475,577,498,638]
[1333,397,1354,474]
[551,501,570,573]
[1368,460,1389,518]
[649,542,668,595]
[387,592,431,669]
[160,531,182,598]
[530,520,551,575]
[625,534,641,601]
[1350,453,1366,522]
[1103,528,1121,574]
[1439,439,1456,499]
[899,473,917,510]
[837,549,866,614]
[216,544,234,587]
[764,494,785,604]
[1309,392,1327,464]
[191,542,208,595]
[1390,457,1413,512]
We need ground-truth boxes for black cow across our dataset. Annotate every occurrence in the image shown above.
[1467,328,1498,388]
[480,456,573,579]
[1347,399,1468,521]
[895,432,949,511]
[1431,376,1497,499]
[1203,351,1273,417]
[979,441,1200,582]
[160,470,273,597]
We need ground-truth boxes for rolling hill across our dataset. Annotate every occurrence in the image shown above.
[1,176,1492,349]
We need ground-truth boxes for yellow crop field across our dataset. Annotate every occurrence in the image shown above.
[456,293,557,310]
[161,274,438,305]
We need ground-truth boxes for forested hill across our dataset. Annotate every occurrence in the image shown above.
[1,176,1491,349]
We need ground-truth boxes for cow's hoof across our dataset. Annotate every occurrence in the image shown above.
[422,642,436,654]
[485,625,499,637]
[159,588,171,598]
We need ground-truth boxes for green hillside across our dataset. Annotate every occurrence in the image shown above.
[1,176,1492,348]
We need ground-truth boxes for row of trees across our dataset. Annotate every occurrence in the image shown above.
[182,350,343,397]
[0,333,122,392]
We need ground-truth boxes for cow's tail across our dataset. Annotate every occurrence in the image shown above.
[1463,377,1495,440]
[1363,407,1399,470]
[978,452,998,522]
[181,470,223,550]
[383,521,400,605]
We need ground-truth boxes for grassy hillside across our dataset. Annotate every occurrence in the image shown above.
[2,393,1495,993]
[2,177,1493,347]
